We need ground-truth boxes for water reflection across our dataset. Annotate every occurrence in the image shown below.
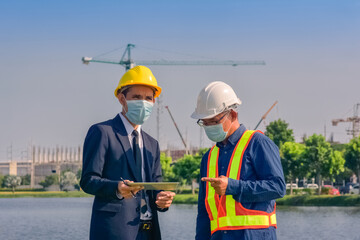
[0,198,359,240]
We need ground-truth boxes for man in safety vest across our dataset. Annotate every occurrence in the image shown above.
[191,81,286,240]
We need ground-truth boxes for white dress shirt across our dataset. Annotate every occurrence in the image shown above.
[119,113,152,220]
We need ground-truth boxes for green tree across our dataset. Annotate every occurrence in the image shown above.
[76,169,82,181]
[39,174,59,189]
[21,174,31,185]
[303,134,345,194]
[280,142,306,195]
[331,143,346,152]
[0,174,4,188]
[173,154,201,194]
[344,136,360,194]
[4,175,22,193]
[60,171,78,191]
[265,119,295,148]
[160,152,175,181]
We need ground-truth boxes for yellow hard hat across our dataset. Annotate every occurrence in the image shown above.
[114,65,162,98]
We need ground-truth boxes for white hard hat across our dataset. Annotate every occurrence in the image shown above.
[191,81,242,119]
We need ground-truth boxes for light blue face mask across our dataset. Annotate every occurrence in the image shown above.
[125,100,154,125]
[203,123,228,142]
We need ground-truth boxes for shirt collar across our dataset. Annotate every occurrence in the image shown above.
[119,113,141,136]
[216,124,247,149]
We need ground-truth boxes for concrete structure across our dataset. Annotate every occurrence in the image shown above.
[0,145,83,188]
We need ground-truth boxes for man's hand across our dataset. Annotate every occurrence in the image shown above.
[117,180,143,199]
[156,191,176,209]
[201,175,228,196]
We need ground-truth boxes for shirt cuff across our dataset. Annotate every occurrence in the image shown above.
[226,178,241,196]
[116,190,124,200]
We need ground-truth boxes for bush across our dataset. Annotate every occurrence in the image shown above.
[39,174,59,188]
[321,187,331,195]
[286,188,316,195]
[60,171,78,191]
[0,174,4,188]
[3,175,22,192]
[21,174,31,185]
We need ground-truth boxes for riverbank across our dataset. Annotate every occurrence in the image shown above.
[1,191,360,206]
[173,194,360,206]
[0,191,91,198]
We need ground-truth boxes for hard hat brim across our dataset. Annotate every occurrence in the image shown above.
[190,111,219,120]
[114,83,162,98]
[190,103,240,120]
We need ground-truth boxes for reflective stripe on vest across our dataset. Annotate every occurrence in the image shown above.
[205,130,277,234]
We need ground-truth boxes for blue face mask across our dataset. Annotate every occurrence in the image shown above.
[203,123,228,142]
[125,100,154,125]
[203,113,233,142]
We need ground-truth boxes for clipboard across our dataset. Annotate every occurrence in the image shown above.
[127,182,180,190]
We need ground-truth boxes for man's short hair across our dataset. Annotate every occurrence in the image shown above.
[118,85,156,97]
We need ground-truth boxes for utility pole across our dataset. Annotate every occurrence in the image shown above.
[199,127,204,149]
[30,145,35,189]
[156,95,163,145]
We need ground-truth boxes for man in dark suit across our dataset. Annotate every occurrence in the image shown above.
[80,66,175,240]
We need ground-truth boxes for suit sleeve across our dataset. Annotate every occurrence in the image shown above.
[226,134,286,203]
[80,125,119,200]
[152,141,163,183]
[152,141,169,212]
[195,154,211,240]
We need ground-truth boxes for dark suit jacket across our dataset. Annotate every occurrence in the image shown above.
[80,115,165,240]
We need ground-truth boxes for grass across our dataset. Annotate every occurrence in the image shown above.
[0,191,92,198]
[1,190,359,207]
[276,194,360,206]
[173,193,198,204]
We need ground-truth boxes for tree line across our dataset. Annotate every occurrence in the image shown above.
[2,119,359,196]
[161,119,360,195]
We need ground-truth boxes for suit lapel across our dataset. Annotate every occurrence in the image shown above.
[112,115,142,182]
[141,130,153,182]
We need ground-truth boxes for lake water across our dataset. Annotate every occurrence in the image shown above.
[0,198,359,240]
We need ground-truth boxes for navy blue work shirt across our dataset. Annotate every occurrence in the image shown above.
[196,125,286,240]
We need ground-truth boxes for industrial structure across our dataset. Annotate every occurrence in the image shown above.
[0,144,197,189]
[0,145,82,188]
[332,103,360,139]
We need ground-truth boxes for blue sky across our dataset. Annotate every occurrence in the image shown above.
[1,0,359,161]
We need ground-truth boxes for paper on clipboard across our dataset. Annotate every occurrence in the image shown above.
[127,182,179,190]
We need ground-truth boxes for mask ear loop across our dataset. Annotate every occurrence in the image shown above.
[223,111,234,137]
[120,94,128,114]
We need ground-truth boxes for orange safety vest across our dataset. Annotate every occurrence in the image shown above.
[205,130,277,235]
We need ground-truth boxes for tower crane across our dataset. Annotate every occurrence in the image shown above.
[82,43,266,150]
[82,43,266,70]
[332,103,360,139]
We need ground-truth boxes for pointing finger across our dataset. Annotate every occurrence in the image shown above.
[202,177,221,182]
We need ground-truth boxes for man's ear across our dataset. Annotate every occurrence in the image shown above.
[230,110,237,121]
[118,93,127,111]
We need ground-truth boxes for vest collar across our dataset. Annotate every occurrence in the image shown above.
[216,124,247,149]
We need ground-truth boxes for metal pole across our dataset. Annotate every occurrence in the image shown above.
[165,106,188,154]
[254,101,278,130]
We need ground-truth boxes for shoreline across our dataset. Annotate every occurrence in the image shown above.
[1,191,360,207]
